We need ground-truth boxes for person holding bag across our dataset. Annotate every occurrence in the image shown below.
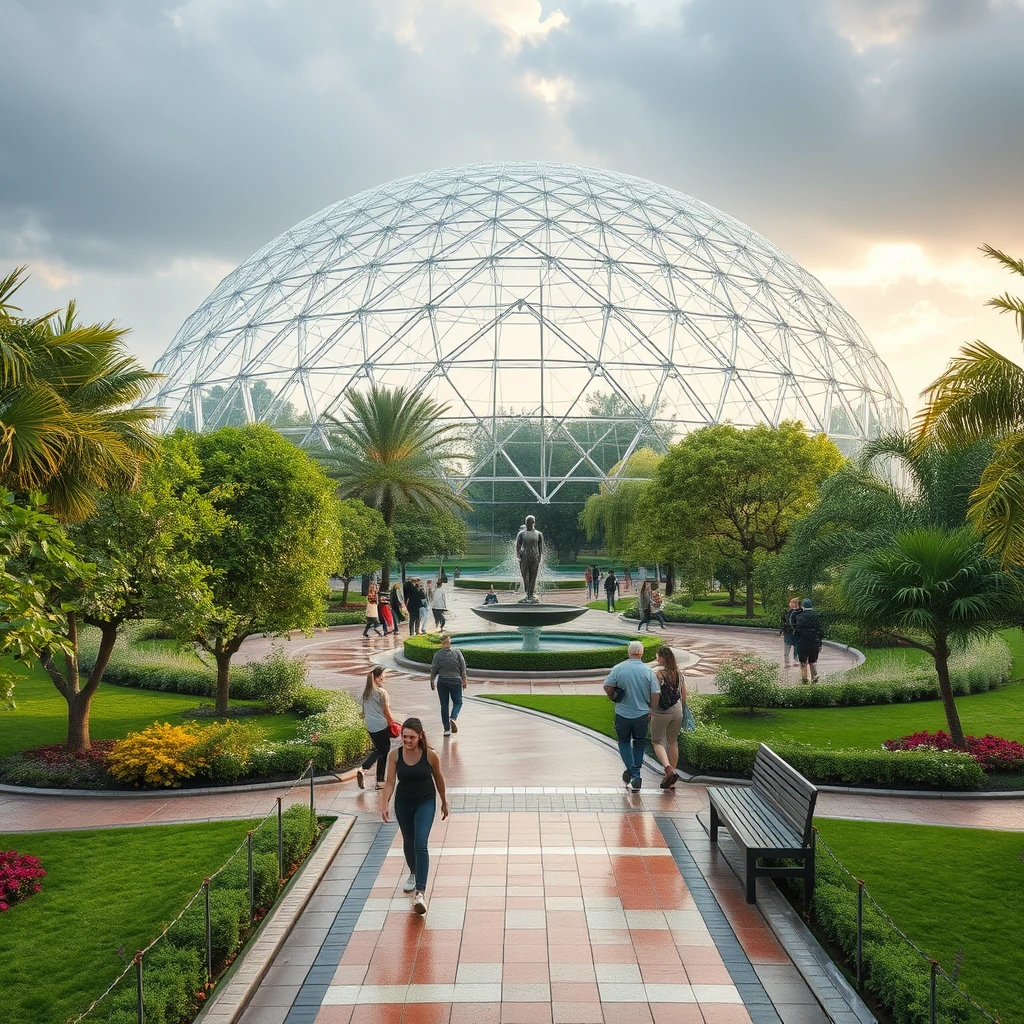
[389,583,406,635]
[362,583,383,639]
[357,666,399,790]
[650,647,685,788]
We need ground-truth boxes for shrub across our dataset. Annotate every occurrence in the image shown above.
[666,592,694,608]
[249,741,329,778]
[624,605,772,627]
[324,611,366,626]
[884,731,1024,772]
[294,691,363,741]
[0,741,118,789]
[291,685,335,715]
[402,632,662,671]
[107,723,203,788]
[0,851,46,911]
[189,720,266,782]
[247,650,308,713]
[714,654,780,715]
[679,727,984,790]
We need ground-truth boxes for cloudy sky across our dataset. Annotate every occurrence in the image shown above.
[2,0,1023,415]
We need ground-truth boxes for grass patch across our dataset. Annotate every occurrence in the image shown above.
[0,819,260,1024]
[485,694,616,738]
[0,659,300,760]
[814,818,1024,1023]
[586,598,635,612]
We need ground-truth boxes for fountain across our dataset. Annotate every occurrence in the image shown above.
[470,514,588,650]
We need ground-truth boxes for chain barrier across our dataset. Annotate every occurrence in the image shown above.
[67,759,317,1024]
[814,833,1000,1023]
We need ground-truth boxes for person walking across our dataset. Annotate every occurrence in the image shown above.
[780,597,801,668]
[418,580,430,633]
[593,565,601,597]
[389,584,405,636]
[793,598,824,682]
[623,567,632,593]
[650,647,685,788]
[637,580,653,631]
[604,569,618,612]
[380,717,449,915]
[429,633,467,737]
[406,579,423,636]
[357,666,398,790]
[585,566,593,599]
[362,583,383,638]
[649,587,668,628]
[430,580,449,630]
[603,640,660,791]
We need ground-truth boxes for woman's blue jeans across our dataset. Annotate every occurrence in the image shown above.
[394,796,435,891]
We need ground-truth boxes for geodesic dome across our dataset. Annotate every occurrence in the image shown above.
[151,161,906,508]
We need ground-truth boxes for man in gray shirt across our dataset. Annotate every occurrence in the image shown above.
[603,640,660,791]
[430,634,468,737]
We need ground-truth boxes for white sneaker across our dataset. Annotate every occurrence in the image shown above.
[403,872,416,893]
[413,892,428,915]
[443,729,451,737]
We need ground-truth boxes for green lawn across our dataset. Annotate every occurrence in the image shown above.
[586,597,635,612]
[1,660,300,760]
[0,820,260,1024]
[815,819,1024,1023]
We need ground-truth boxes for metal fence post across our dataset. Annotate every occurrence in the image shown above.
[930,960,938,1024]
[204,879,212,984]
[309,762,315,817]
[247,830,255,924]
[856,880,864,989]
[277,796,284,882]
[135,951,144,1024]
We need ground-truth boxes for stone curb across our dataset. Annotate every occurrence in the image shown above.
[0,768,357,799]
[195,814,355,1024]
[475,697,1024,801]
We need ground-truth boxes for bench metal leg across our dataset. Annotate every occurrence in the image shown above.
[745,850,758,903]
[709,803,719,843]
[803,842,816,913]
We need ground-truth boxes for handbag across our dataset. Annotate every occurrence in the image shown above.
[682,703,696,733]
[388,721,401,737]
[609,686,625,703]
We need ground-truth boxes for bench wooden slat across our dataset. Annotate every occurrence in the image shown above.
[705,743,817,906]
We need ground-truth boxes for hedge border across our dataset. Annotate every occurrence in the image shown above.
[454,578,586,591]
[402,631,662,671]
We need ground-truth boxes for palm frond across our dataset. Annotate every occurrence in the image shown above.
[914,341,1024,446]
[968,432,1024,567]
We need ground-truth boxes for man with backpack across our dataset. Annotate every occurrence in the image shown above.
[792,598,824,683]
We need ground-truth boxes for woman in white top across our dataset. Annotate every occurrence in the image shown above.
[430,582,449,630]
[357,666,398,789]
[362,583,383,639]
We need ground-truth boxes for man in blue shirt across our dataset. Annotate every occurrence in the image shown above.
[603,641,660,791]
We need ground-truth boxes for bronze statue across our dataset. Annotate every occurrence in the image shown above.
[515,514,543,603]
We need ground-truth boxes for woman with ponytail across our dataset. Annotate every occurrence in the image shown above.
[356,666,397,790]
[380,717,449,915]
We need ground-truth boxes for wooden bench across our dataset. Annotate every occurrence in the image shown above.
[707,744,817,907]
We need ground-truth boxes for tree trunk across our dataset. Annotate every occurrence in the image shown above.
[381,561,391,590]
[401,562,407,584]
[728,583,737,606]
[65,690,93,754]
[341,578,351,605]
[665,562,674,597]
[63,621,121,753]
[744,562,755,618]
[934,638,966,747]
[215,647,233,716]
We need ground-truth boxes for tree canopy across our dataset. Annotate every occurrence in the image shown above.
[335,498,394,603]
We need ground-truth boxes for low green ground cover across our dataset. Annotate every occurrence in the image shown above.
[0,660,299,761]
[0,819,260,1024]
[813,818,1024,1023]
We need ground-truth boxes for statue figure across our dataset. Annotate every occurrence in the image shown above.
[515,515,543,603]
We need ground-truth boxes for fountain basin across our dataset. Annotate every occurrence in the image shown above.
[471,604,587,628]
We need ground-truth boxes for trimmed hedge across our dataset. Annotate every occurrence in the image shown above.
[403,631,662,671]
[623,602,773,627]
[324,611,366,626]
[96,805,319,1024]
[679,727,984,790]
[806,855,974,1023]
[454,578,586,591]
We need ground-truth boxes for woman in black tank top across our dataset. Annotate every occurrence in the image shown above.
[380,717,449,916]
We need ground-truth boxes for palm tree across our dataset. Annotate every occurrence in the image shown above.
[0,267,162,521]
[915,245,1024,565]
[319,384,469,586]
[842,527,1016,746]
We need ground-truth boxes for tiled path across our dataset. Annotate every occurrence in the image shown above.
[242,810,825,1024]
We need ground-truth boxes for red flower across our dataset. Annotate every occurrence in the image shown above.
[883,731,1024,772]
[0,851,47,910]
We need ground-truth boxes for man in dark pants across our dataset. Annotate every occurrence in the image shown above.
[793,598,824,683]
[604,570,618,612]
[603,640,660,791]
[405,578,424,636]
[429,634,468,737]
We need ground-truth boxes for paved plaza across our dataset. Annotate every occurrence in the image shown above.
[3,585,1022,1023]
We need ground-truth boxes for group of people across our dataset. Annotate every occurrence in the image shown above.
[779,597,825,681]
[604,640,689,790]
[363,577,456,639]
[636,580,668,631]
[362,582,408,638]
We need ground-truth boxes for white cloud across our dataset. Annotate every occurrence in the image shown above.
[522,71,576,105]
[868,298,973,351]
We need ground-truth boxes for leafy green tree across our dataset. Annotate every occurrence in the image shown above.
[842,528,1018,746]
[580,448,662,558]
[646,422,844,616]
[319,385,468,587]
[172,425,341,715]
[335,499,394,604]
[915,245,1024,565]
[393,504,468,580]
[0,267,160,522]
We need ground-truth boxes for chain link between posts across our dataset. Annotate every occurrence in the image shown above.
[67,759,317,1024]
[814,831,1000,1023]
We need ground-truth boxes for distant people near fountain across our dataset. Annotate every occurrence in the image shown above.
[515,515,543,603]
[604,569,618,612]
[585,565,593,599]
[484,586,499,605]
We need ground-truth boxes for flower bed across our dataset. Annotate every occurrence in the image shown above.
[403,631,661,671]
[884,731,1024,772]
[0,850,46,911]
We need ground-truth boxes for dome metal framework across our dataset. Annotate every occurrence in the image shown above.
[152,162,906,506]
